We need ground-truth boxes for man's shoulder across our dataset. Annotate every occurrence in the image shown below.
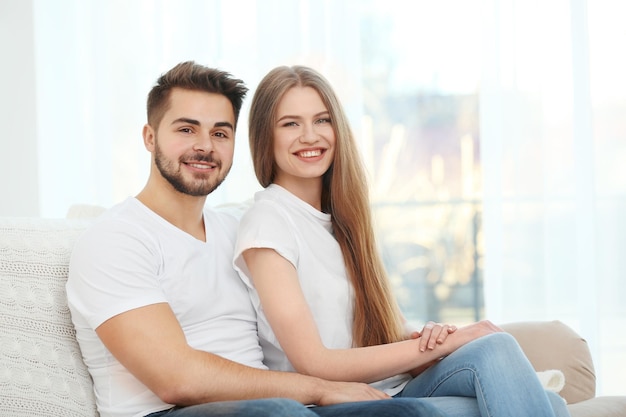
[75,198,155,246]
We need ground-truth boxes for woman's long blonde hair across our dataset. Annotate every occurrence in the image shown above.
[248,66,404,347]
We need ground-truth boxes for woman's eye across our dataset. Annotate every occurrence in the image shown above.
[283,121,298,127]
[316,118,331,124]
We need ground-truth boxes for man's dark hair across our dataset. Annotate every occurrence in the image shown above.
[147,61,248,129]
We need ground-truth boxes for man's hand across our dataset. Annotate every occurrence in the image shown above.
[453,320,503,343]
[316,380,390,405]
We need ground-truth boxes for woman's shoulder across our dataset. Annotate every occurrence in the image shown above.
[243,191,289,224]
[237,188,304,237]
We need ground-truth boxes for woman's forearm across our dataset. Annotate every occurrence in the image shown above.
[289,338,451,383]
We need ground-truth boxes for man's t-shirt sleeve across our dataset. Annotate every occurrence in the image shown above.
[67,218,167,330]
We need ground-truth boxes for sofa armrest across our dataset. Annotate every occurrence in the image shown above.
[0,217,99,416]
[500,320,596,405]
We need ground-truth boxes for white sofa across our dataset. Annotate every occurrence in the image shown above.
[1,213,625,417]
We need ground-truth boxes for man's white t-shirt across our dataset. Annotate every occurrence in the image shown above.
[66,197,265,417]
[233,184,410,395]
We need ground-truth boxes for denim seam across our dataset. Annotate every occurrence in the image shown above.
[426,365,493,417]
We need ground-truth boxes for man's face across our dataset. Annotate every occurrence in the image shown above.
[146,88,236,197]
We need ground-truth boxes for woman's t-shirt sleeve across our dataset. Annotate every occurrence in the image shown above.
[233,200,298,290]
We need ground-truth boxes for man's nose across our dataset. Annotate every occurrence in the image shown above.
[193,132,214,152]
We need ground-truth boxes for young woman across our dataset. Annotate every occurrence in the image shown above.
[234,65,570,417]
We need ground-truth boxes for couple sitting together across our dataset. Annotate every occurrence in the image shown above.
[66,61,570,417]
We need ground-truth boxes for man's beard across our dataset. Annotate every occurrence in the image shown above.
[154,142,231,197]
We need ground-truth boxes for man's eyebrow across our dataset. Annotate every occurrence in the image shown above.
[170,118,233,130]
[171,117,200,126]
[214,121,234,130]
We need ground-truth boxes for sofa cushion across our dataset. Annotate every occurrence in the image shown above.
[0,217,98,416]
[567,396,626,417]
[501,320,596,405]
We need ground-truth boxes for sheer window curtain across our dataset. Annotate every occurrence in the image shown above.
[481,0,626,395]
[30,0,363,217]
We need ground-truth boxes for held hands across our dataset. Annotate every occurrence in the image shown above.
[411,320,503,356]
[409,319,503,352]
[406,320,502,377]
[404,321,456,377]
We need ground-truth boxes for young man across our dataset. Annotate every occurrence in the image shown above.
[66,61,445,417]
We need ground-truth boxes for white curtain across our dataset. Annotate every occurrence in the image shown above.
[31,0,363,217]
[481,0,626,395]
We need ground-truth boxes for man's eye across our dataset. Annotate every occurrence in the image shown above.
[179,127,193,133]
[214,131,228,138]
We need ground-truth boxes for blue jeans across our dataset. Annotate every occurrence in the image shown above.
[146,397,447,417]
[396,332,571,417]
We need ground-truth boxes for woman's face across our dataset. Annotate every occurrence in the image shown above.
[272,86,336,191]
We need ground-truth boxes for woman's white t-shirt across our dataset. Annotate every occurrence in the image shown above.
[234,184,410,395]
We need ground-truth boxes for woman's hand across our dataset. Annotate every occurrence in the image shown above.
[410,321,458,352]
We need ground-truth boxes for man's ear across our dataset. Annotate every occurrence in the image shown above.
[142,124,156,151]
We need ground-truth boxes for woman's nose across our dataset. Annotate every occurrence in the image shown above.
[299,123,319,144]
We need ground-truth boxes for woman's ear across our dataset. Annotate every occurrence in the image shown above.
[142,124,156,151]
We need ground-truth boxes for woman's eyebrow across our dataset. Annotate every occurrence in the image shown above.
[276,111,329,123]
[276,114,301,123]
